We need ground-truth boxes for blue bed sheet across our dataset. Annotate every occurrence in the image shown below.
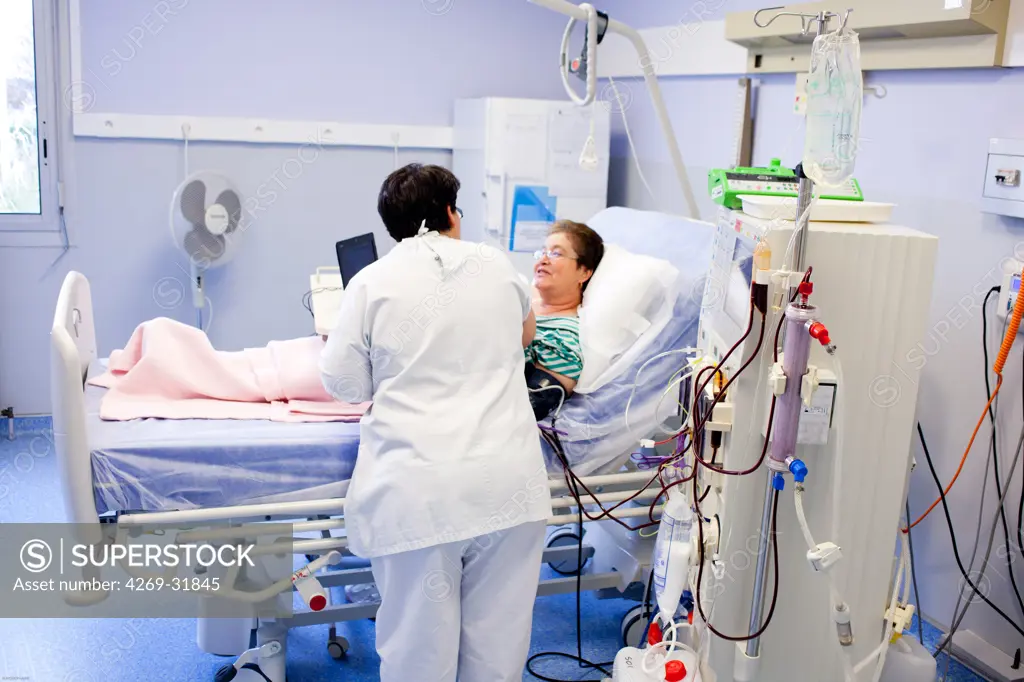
[86,362,361,514]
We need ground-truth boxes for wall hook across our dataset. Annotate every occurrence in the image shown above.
[865,84,887,99]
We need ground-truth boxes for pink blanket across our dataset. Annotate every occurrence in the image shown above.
[87,318,368,423]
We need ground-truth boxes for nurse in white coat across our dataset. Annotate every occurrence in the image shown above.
[320,164,552,682]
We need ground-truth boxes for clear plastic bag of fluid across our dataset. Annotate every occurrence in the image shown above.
[652,470,693,616]
[802,29,863,187]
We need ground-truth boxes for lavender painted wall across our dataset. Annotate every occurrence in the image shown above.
[76,0,571,125]
[602,1,1024,658]
[0,0,572,414]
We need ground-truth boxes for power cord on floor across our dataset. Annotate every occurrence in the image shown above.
[905,500,924,644]
[936,417,1024,657]
[917,423,1024,644]
[981,287,1024,619]
[526,435,615,681]
[938,379,1000,681]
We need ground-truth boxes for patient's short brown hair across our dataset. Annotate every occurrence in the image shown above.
[550,220,604,291]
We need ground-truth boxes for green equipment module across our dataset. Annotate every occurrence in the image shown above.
[708,158,864,210]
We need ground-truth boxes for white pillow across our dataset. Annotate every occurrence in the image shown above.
[576,244,679,392]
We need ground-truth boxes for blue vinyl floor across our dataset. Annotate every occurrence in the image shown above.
[0,421,992,681]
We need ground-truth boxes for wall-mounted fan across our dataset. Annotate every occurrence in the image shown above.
[170,171,243,330]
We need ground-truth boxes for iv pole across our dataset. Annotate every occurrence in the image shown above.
[736,8,852,682]
[527,0,701,220]
[754,7,851,274]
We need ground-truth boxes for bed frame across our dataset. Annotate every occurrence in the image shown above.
[50,271,664,682]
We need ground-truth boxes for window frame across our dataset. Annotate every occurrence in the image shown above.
[0,0,60,231]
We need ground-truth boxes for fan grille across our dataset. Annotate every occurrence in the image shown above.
[184,228,226,265]
[180,180,207,225]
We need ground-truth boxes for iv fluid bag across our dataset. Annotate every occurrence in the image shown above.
[802,29,863,187]
[652,487,692,617]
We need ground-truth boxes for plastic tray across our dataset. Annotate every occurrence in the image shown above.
[738,195,895,224]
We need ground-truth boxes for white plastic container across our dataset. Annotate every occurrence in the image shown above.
[612,646,702,681]
[878,636,937,682]
[738,195,894,224]
[652,483,693,617]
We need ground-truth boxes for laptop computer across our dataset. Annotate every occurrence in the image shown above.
[335,233,378,287]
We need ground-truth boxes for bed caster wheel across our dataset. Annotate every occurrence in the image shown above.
[327,636,349,660]
[546,526,589,575]
[621,603,655,648]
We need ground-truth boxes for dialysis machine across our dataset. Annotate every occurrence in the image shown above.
[605,191,937,682]
[689,202,937,681]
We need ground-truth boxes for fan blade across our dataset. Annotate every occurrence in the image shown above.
[184,228,227,268]
[216,189,243,234]
[179,180,207,227]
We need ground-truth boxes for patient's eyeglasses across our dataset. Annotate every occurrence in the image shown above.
[534,248,577,262]
[455,207,464,218]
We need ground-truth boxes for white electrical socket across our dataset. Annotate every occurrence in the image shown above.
[997,258,1024,332]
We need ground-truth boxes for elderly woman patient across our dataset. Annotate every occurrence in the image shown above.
[525,219,604,420]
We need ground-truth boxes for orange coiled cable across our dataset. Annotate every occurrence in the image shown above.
[905,268,1024,533]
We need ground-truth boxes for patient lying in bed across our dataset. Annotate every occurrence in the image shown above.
[524,220,604,421]
[89,222,609,426]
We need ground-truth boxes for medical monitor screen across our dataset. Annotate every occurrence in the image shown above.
[723,242,755,330]
[336,233,378,287]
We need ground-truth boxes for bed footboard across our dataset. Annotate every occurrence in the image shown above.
[51,272,101,533]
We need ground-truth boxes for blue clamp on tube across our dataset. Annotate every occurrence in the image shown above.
[681,590,694,613]
[789,458,808,483]
[772,472,785,491]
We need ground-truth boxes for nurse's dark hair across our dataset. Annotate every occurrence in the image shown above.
[550,219,604,292]
[377,163,460,241]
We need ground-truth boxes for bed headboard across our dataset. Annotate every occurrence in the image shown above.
[50,271,102,528]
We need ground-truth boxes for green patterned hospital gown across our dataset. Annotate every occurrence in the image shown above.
[524,315,583,380]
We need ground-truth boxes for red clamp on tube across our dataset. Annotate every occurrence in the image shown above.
[808,321,837,355]
[797,280,814,306]
[808,322,830,346]
[648,621,663,647]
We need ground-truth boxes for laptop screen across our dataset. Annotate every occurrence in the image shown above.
[336,233,378,287]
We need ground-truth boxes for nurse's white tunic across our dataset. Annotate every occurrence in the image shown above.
[319,232,552,558]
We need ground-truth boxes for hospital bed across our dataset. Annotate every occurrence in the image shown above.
[49,208,714,681]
